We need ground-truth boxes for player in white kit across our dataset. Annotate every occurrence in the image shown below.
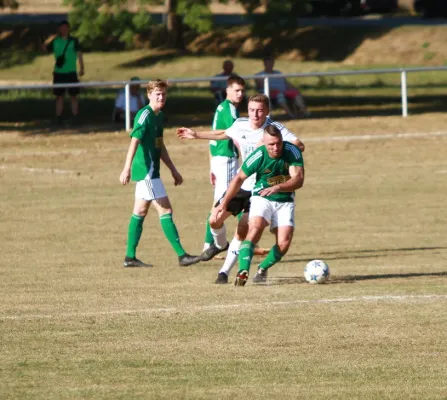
[177,94,305,283]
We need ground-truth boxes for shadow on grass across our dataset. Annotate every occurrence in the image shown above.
[264,270,447,286]
[117,50,180,69]
[1,89,447,134]
[262,245,447,286]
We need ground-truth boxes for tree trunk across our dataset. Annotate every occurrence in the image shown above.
[165,0,184,49]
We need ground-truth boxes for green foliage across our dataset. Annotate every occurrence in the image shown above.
[250,0,310,39]
[0,0,19,9]
[177,0,212,34]
[65,0,153,49]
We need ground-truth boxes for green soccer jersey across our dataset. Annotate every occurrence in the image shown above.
[241,142,304,203]
[210,99,239,158]
[47,36,81,74]
[130,106,164,181]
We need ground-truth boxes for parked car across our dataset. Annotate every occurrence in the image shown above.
[414,0,447,18]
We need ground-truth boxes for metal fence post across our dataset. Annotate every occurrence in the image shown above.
[401,70,408,118]
[263,77,270,113]
[125,83,131,131]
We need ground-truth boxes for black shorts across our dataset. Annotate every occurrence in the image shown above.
[53,72,80,96]
[215,189,251,216]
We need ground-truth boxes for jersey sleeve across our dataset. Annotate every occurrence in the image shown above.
[130,109,147,140]
[224,118,242,139]
[284,143,304,167]
[241,148,263,177]
[268,119,298,143]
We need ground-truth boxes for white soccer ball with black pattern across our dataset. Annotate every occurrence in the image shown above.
[304,260,330,284]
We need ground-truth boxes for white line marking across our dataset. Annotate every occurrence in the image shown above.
[304,131,447,143]
[2,294,447,321]
[0,165,78,174]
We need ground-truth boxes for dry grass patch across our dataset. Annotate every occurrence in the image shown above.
[1,114,447,398]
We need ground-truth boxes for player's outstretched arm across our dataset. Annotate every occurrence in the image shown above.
[259,166,304,197]
[177,127,228,141]
[119,137,140,185]
[160,144,183,186]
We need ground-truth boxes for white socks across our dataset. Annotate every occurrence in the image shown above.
[211,225,227,249]
[219,238,242,275]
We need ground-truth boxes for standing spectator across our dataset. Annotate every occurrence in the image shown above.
[113,77,146,125]
[255,57,309,118]
[44,20,84,124]
[210,60,235,105]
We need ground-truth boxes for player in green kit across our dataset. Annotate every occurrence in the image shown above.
[201,75,245,255]
[213,124,305,286]
[119,79,200,267]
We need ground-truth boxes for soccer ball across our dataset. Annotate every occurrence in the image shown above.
[304,260,330,284]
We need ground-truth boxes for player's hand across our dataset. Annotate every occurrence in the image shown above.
[210,204,226,224]
[119,168,131,185]
[210,171,216,186]
[259,185,280,197]
[171,169,183,186]
[79,67,85,77]
[176,127,197,140]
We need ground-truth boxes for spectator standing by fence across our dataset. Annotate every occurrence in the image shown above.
[43,20,85,125]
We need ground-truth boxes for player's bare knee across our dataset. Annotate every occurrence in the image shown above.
[277,240,291,255]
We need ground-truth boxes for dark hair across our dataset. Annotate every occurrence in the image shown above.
[227,75,245,88]
[264,124,282,138]
[248,93,270,109]
[58,20,69,27]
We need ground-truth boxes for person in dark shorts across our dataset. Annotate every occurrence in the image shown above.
[44,20,85,124]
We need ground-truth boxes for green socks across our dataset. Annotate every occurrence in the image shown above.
[258,245,283,270]
[238,240,255,273]
[126,214,144,258]
[160,213,186,257]
[204,213,214,247]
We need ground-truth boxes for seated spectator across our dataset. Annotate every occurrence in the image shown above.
[210,60,235,105]
[255,57,310,118]
[113,77,146,124]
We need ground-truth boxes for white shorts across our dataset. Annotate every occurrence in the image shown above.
[135,176,167,201]
[210,156,238,201]
[249,196,295,230]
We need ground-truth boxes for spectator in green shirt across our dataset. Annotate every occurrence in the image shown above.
[44,20,85,124]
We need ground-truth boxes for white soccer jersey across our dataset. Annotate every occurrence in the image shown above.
[225,117,298,191]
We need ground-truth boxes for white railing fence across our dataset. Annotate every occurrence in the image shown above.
[1,66,447,131]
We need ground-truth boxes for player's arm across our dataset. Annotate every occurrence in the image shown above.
[177,127,229,141]
[160,143,183,186]
[289,137,305,152]
[259,166,304,197]
[119,137,140,185]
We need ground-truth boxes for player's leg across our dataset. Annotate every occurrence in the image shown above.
[124,196,152,268]
[199,206,232,261]
[235,215,268,286]
[253,201,295,282]
[216,211,248,283]
[150,189,200,267]
[235,196,272,286]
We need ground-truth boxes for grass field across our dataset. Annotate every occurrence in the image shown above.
[1,113,447,399]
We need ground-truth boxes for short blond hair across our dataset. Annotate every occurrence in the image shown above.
[146,79,168,95]
[248,93,270,110]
